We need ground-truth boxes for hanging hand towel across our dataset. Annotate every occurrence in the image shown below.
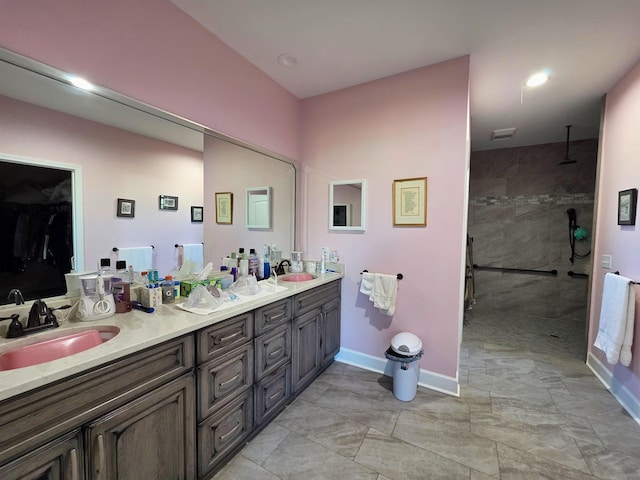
[117,246,153,273]
[360,272,375,296]
[372,273,399,316]
[594,273,636,366]
[181,243,204,271]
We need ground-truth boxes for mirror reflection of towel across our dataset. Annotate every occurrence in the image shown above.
[181,244,204,271]
[117,246,153,273]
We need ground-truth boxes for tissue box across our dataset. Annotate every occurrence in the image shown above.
[180,279,211,297]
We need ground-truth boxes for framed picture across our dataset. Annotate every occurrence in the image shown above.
[191,206,203,223]
[618,188,637,226]
[116,198,135,218]
[393,177,427,226]
[159,195,178,210]
[215,192,233,224]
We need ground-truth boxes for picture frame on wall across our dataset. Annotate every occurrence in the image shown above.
[191,206,203,223]
[618,188,637,226]
[215,192,233,224]
[116,198,135,218]
[393,177,427,226]
[159,195,179,210]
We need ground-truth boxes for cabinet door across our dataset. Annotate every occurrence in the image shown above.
[0,430,83,480]
[86,374,195,480]
[254,363,291,427]
[320,297,341,368]
[291,309,321,394]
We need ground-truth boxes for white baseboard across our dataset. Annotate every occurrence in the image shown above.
[334,347,459,397]
[587,352,640,426]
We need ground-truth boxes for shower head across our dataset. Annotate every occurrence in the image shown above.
[558,125,576,165]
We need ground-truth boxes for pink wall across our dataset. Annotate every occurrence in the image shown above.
[1,95,203,275]
[589,59,640,400]
[300,57,470,379]
[0,0,300,160]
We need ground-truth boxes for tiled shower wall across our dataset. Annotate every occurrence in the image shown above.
[467,139,598,322]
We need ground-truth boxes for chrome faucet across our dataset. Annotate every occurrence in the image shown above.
[7,289,25,305]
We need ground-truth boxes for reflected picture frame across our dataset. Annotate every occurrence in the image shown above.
[116,198,135,218]
[159,195,178,211]
[393,177,427,226]
[215,192,233,224]
[191,206,203,223]
[618,188,637,226]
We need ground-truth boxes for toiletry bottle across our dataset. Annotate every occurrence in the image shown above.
[162,275,175,304]
[230,252,237,269]
[263,244,271,279]
[113,260,127,282]
[248,248,259,277]
[239,257,249,277]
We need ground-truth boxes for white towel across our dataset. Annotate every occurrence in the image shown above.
[360,272,398,316]
[594,273,636,366]
[181,243,204,271]
[117,246,153,273]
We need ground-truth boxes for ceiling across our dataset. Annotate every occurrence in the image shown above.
[171,0,640,151]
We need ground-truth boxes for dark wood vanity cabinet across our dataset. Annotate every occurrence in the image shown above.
[0,278,341,480]
[0,336,196,480]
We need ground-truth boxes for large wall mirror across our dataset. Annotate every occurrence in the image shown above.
[0,47,296,306]
[329,179,366,231]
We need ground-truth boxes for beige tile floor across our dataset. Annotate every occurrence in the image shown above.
[214,312,640,479]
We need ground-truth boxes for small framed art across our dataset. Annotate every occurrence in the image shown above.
[215,192,233,224]
[191,206,203,223]
[618,188,637,226]
[159,195,178,211]
[393,177,427,226]
[116,198,135,218]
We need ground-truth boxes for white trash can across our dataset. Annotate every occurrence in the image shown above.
[385,332,423,401]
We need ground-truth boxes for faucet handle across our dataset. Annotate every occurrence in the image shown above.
[0,314,25,338]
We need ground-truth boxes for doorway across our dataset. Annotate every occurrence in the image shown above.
[464,138,598,359]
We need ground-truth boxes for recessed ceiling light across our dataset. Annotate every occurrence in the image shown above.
[277,53,297,68]
[68,76,94,91]
[526,71,548,87]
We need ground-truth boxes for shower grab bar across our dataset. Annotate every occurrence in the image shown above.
[473,265,557,276]
[568,271,589,278]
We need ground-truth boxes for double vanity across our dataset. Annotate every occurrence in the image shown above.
[0,274,342,479]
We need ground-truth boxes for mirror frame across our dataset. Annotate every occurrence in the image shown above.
[329,179,366,231]
[246,186,272,229]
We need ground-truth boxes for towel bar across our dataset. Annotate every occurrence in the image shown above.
[614,271,638,284]
[113,245,154,252]
[361,270,403,280]
[175,243,204,248]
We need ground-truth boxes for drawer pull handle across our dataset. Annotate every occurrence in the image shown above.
[219,421,241,441]
[69,448,79,480]
[220,372,241,387]
[267,312,285,322]
[268,347,283,358]
[268,388,284,401]
[218,330,242,343]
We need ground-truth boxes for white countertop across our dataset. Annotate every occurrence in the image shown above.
[0,273,342,402]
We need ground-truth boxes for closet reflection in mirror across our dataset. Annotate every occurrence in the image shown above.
[0,156,81,304]
[329,180,366,231]
[246,187,272,229]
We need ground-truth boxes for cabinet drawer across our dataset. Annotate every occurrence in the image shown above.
[254,297,292,336]
[197,312,253,363]
[254,363,291,427]
[293,280,341,316]
[198,344,253,420]
[198,390,253,478]
[254,323,291,381]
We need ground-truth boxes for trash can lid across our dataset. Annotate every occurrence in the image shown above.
[390,332,422,356]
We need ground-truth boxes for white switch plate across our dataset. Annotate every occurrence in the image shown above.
[602,255,612,269]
